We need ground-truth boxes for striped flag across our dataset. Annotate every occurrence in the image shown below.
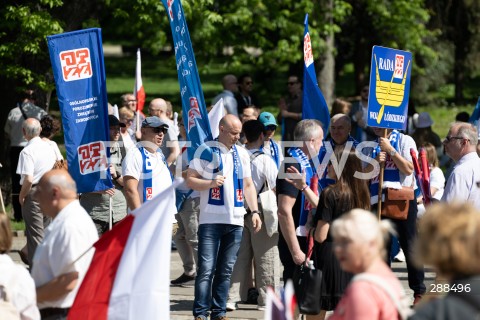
[264,280,296,320]
[302,14,330,133]
[134,48,146,132]
[68,186,176,319]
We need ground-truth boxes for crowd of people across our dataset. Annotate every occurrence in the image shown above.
[1,76,480,320]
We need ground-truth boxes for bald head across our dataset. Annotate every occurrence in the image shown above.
[40,170,77,197]
[222,75,238,92]
[219,114,242,148]
[35,170,77,217]
[149,98,168,119]
[23,118,42,140]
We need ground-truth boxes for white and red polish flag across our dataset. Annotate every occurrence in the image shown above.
[264,280,296,320]
[68,185,176,320]
[134,48,146,131]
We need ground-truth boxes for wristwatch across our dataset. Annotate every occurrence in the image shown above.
[389,149,397,157]
[250,210,261,215]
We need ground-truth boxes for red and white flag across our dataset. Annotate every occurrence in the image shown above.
[69,186,176,320]
[208,98,225,139]
[134,48,146,131]
[264,280,296,320]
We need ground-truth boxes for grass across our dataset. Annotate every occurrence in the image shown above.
[417,105,474,139]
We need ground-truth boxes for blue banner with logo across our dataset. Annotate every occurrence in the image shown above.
[367,46,412,130]
[302,14,330,134]
[162,0,213,161]
[47,28,113,193]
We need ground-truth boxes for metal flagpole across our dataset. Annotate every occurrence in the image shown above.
[109,196,113,230]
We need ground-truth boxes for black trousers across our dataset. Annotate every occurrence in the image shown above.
[278,233,307,283]
[376,199,426,295]
[10,146,23,221]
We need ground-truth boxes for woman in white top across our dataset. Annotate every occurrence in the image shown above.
[417,143,445,218]
[0,214,40,320]
[39,115,63,162]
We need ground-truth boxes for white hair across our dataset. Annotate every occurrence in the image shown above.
[293,119,323,142]
[22,118,41,138]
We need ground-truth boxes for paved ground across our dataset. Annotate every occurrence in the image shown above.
[10,235,436,320]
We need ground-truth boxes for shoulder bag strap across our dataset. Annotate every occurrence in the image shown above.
[19,103,28,120]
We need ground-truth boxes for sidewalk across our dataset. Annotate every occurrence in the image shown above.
[10,234,436,320]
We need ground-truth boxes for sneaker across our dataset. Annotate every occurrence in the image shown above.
[226,302,236,311]
[394,250,406,262]
[246,287,259,304]
[170,273,195,285]
[413,293,423,306]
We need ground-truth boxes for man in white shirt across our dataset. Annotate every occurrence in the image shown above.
[212,75,239,117]
[442,122,480,209]
[187,114,261,320]
[32,170,98,319]
[123,116,175,211]
[4,90,47,221]
[16,118,56,266]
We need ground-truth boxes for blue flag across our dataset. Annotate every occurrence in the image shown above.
[469,96,480,126]
[162,0,213,160]
[302,14,330,134]
[47,28,113,193]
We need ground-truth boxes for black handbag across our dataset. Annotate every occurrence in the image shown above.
[292,230,322,315]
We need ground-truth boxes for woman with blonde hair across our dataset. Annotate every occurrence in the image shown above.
[0,214,40,319]
[329,209,412,320]
[411,203,480,319]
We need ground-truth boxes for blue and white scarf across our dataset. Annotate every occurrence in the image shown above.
[317,135,358,190]
[266,139,281,168]
[288,147,318,236]
[369,130,401,204]
[140,147,169,202]
[201,141,244,208]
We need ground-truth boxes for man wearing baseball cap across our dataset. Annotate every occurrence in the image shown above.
[122,116,175,211]
[258,112,283,168]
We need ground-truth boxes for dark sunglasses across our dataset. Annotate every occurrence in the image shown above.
[444,136,465,143]
[287,81,298,86]
[146,126,168,134]
[264,125,277,131]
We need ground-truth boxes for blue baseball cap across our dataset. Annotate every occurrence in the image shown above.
[142,116,169,129]
[258,112,277,127]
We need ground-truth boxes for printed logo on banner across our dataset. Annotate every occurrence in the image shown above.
[60,48,93,82]
[167,0,175,21]
[77,141,108,175]
[303,33,313,67]
[146,187,153,200]
[211,187,221,200]
[188,97,202,133]
[236,189,243,202]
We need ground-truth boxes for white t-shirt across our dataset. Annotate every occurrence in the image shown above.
[122,146,174,204]
[249,149,278,194]
[0,254,40,320]
[189,145,251,226]
[44,139,63,161]
[32,200,98,309]
[429,166,445,200]
[16,137,57,184]
[442,152,480,209]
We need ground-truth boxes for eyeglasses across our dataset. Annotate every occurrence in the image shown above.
[287,81,298,86]
[244,81,253,85]
[127,99,137,103]
[264,125,277,131]
[146,126,168,135]
[444,136,465,143]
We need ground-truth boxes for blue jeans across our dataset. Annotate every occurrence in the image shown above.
[193,224,243,319]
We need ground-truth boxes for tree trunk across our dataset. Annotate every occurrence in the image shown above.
[318,32,335,108]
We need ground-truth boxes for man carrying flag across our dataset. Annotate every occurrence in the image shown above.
[32,170,98,319]
[121,93,144,141]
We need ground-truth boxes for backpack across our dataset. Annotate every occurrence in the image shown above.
[0,272,21,320]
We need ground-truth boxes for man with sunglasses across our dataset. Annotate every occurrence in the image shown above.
[235,74,260,116]
[278,75,302,142]
[122,116,174,211]
[441,122,480,209]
